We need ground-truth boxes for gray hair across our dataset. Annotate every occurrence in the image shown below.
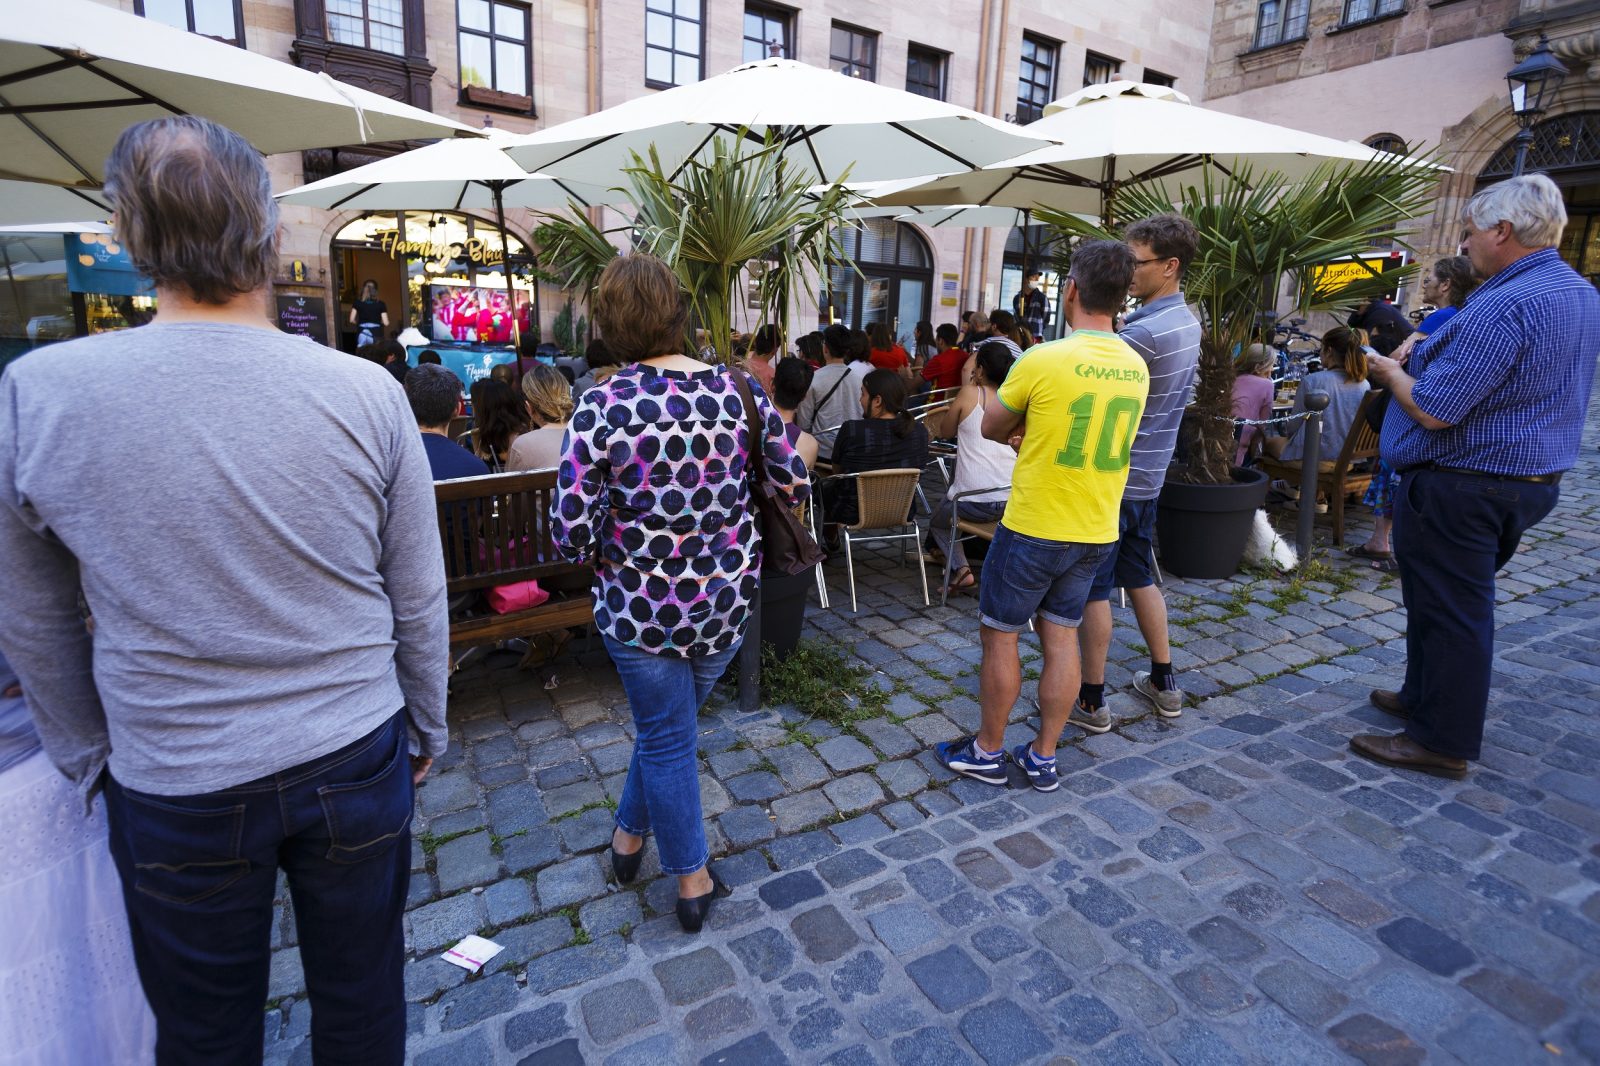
[405,364,462,427]
[1463,174,1567,249]
[105,116,279,304]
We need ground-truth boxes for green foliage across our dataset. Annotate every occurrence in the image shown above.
[532,131,858,362]
[1038,154,1441,484]
[762,640,888,726]
[552,297,576,353]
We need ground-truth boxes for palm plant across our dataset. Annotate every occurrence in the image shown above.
[533,133,858,361]
[1038,155,1441,485]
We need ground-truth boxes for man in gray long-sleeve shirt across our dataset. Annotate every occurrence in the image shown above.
[0,117,447,1064]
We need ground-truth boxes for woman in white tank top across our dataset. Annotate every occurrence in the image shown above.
[929,341,1018,594]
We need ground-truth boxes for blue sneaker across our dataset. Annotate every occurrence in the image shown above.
[1010,744,1060,793]
[937,736,1008,785]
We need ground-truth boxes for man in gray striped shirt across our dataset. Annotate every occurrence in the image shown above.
[1073,215,1202,732]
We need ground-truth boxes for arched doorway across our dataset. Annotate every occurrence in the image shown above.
[823,219,933,345]
[1478,112,1600,286]
[331,211,535,352]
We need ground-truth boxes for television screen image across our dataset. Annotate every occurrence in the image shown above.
[429,286,529,346]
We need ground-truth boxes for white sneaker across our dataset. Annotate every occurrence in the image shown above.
[1132,671,1183,718]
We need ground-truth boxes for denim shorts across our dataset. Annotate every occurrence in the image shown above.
[978,524,1114,632]
[1087,497,1159,601]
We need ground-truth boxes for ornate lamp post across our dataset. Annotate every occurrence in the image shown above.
[1506,36,1569,176]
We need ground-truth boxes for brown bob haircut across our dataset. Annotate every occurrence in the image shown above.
[105,116,279,305]
[593,254,691,362]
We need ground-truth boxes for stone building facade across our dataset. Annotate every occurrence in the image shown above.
[88,0,1212,352]
[1203,0,1600,292]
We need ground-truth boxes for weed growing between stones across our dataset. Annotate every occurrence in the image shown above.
[761,641,890,726]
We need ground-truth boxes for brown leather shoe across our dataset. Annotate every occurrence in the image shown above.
[1349,733,1468,778]
[1369,689,1409,719]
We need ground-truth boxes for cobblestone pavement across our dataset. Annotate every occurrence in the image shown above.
[263,394,1600,1066]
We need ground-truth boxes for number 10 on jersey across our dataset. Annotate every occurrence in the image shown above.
[1054,393,1142,472]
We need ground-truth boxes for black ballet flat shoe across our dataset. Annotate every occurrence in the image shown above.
[610,844,644,885]
[676,871,730,934]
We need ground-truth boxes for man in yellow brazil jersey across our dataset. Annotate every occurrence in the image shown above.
[937,240,1148,793]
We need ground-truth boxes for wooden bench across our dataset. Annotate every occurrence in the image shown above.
[1261,389,1383,547]
[434,469,593,651]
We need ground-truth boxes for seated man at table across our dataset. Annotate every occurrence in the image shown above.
[407,364,488,481]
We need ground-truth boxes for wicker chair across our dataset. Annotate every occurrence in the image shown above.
[816,468,929,612]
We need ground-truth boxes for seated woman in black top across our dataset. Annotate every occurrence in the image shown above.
[822,368,930,527]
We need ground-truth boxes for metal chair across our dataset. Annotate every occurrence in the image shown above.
[938,485,1009,607]
[816,468,929,612]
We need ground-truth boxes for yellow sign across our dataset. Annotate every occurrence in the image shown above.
[940,271,959,307]
[1309,256,1389,298]
[378,231,504,267]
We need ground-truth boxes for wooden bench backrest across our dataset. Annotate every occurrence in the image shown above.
[1333,390,1384,472]
[434,469,583,594]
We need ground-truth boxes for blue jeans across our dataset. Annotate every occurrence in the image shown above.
[1395,469,1559,760]
[1087,497,1160,601]
[104,712,412,1066]
[606,635,742,875]
[977,523,1112,632]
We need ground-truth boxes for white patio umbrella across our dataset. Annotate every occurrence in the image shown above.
[275,129,613,214]
[0,0,479,191]
[868,81,1429,224]
[277,130,616,354]
[0,180,111,227]
[499,58,1051,187]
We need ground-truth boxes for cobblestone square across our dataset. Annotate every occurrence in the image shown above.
[263,396,1600,1065]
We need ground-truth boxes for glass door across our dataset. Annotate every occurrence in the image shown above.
[893,278,927,347]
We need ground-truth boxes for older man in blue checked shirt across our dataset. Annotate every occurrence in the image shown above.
[1352,174,1599,777]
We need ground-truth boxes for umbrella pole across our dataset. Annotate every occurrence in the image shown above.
[492,182,522,377]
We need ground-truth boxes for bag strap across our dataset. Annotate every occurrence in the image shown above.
[730,368,769,486]
[812,366,849,416]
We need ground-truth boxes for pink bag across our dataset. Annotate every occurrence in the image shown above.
[485,580,549,614]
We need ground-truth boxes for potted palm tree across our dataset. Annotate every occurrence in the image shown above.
[1039,155,1440,576]
[533,134,858,653]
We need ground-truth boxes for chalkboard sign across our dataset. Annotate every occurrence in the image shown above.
[275,294,328,344]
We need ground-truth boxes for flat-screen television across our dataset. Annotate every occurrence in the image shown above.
[426,285,530,346]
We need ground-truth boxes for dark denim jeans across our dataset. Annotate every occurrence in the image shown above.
[605,635,742,875]
[104,712,413,1066]
[1395,469,1559,760]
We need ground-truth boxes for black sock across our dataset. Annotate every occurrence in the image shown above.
[1151,661,1175,690]
[1079,682,1105,709]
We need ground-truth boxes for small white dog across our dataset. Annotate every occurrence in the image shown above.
[1242,509,1298,571]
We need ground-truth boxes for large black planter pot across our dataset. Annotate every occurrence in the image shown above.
[759,566,814,661]
[1155,466,1271,579]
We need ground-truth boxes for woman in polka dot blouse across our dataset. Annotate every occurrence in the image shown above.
[551,254,810,932]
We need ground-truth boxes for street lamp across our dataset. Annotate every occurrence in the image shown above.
[1506,36,1568,176]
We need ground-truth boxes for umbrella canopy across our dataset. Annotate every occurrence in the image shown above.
[499,58,1051,187]
[0,180,111,227]
[0,219,113,235]
[0,0,478,190]
[868,81,1427,221]
[275,129,614,212]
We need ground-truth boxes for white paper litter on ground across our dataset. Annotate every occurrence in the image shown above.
[441,935,504,973]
